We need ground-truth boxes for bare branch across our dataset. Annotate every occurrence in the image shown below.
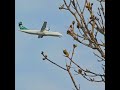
[41,51,67,71]
[93,52,105,61]
[66,65,80,90]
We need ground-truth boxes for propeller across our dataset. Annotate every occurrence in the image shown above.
[45,27,50,31]
[48,26,50,31]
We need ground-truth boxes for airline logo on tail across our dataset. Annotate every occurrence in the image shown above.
[19,22,29,30]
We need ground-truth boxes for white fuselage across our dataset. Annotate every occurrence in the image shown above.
[20,29,62,37]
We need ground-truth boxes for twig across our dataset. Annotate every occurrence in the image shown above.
[67,65,80,90]
[41,51,67,71]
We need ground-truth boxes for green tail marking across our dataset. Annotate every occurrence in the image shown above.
[19,22,29,30]
[19,26,29,30]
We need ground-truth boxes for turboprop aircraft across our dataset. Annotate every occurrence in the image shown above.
[18,21,62,38]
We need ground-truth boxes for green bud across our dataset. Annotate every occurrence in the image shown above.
[63,49,69,57]
[73,44,77,48]
[78,69,82,74]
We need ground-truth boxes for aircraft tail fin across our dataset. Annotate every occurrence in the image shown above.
[18,22,29,30]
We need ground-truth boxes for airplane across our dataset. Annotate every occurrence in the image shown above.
[18,21,62,38]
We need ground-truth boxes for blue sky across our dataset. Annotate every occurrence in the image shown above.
[15,0,105,90]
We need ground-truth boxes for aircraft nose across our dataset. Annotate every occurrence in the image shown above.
[59,34,63,37]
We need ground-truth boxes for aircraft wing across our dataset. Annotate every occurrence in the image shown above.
[40,21,47,32]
